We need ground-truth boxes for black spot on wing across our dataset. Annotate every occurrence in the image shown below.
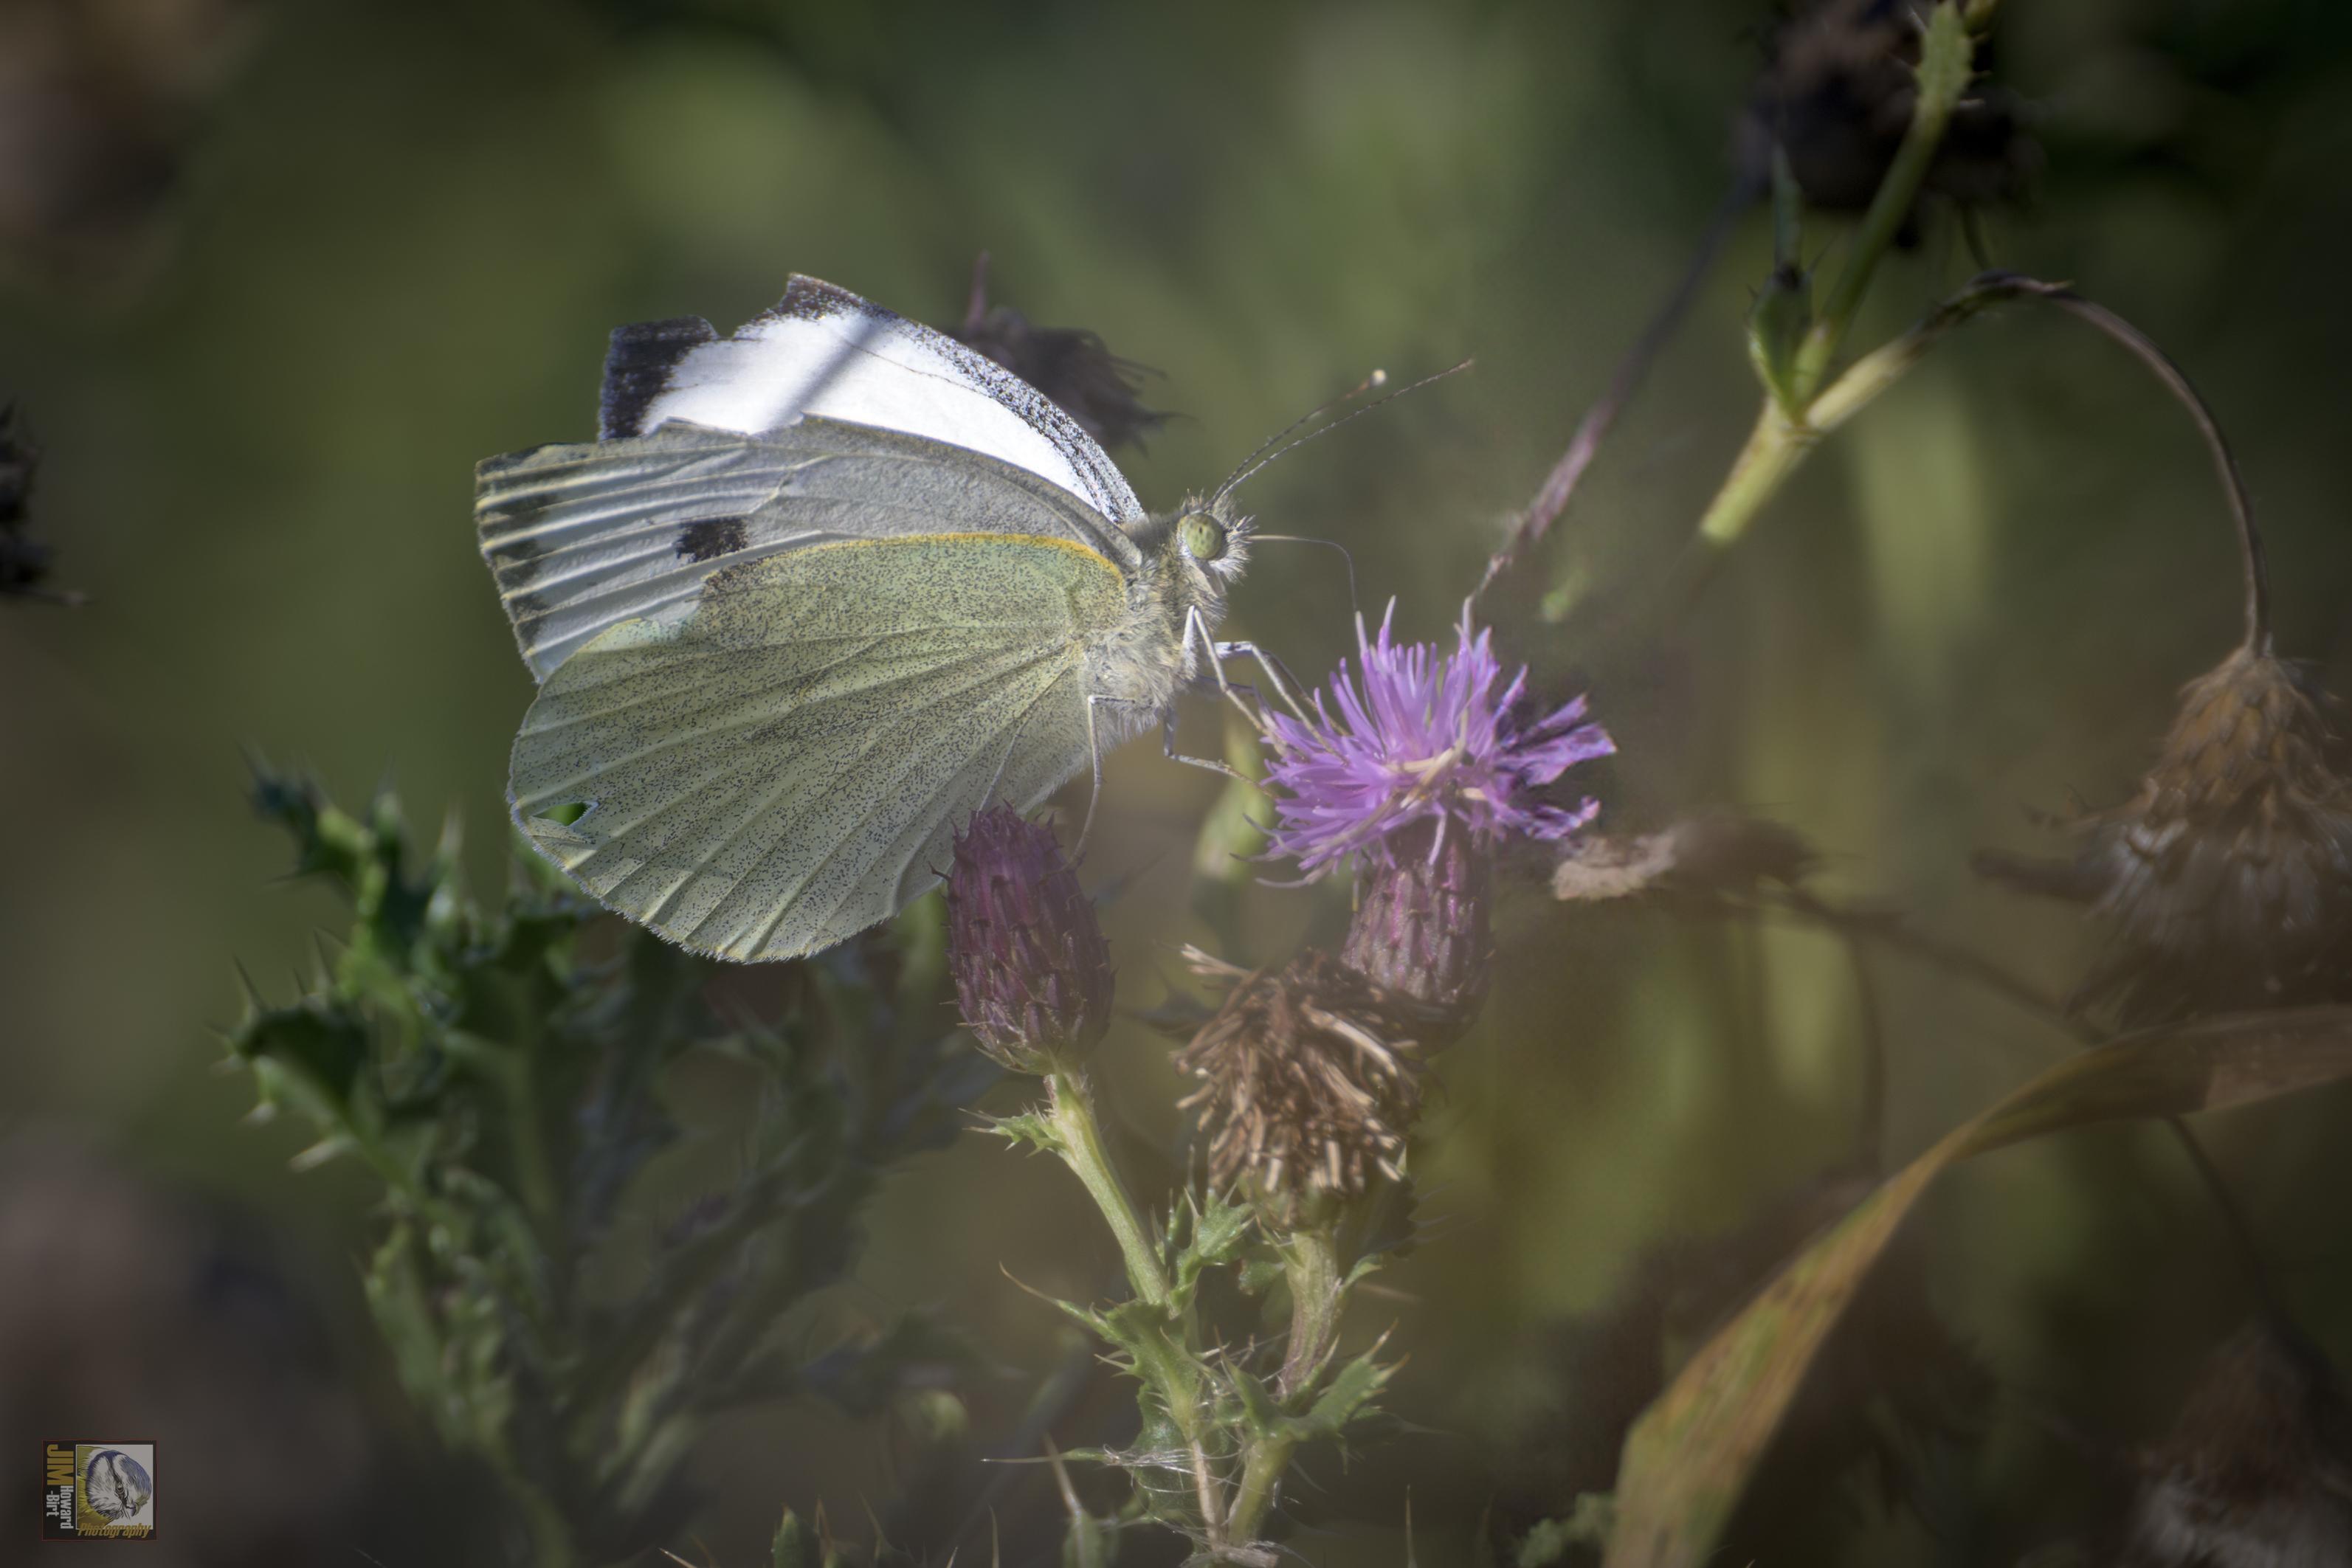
[675,515,751,562]
[600,316,718,440]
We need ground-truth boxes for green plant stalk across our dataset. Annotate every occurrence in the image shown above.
[1046,1068,1170,1308]
[1042,1068,1230,1540]
[1695,405,1817,548]
[1696,1,1975,559]
[1221,1226,1351,1544]
[1224,1432,1297,1547]
[1275,1227,1344,1401]
[1790,2,1972,401]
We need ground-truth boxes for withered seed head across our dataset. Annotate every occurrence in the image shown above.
[1737,0,2034,224]
[1984,649,2352,1026]
[944,807,1114,1073]
[1173,948,1430,1226]
[953,255,1163,452]
[2125,1320,2352,1566]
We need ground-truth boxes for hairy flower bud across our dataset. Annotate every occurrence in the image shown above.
[945,807,1114,1072]
[1339,818,1491,1045]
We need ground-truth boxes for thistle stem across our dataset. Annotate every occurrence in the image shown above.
[1793,2,1973,400]
[1683,1,1976,574]
[1480,171,1761,596]
[1045,1068,1170,1308]
[1276,1227,1345,1401]
[1224,1432,1298,1546]
[1042,1070,1231,1543]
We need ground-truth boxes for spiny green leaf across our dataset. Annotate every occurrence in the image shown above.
[1227,1363,1281,1439]
[772,1508,813,1568]
[231,1001,369,1116]
[1170,1187,1254,1305]
[990,1108,1062,1155]
[1519,1496,1615,1567]
[1236,1251,1285,1296]
[1604,1007,2352,1568]
[1283,1344,1392,1442]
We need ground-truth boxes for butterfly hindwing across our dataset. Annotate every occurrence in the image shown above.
[508,533,1126,961]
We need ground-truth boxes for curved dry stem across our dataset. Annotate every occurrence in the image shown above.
[1680,272,2270,657]
[1478,172,1761,598]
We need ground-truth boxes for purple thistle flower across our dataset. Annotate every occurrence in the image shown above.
[1261,601,1615,877]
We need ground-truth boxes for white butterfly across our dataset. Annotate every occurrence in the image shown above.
[476,277,1275,961]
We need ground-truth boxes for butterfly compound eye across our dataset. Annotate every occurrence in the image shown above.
[1177,512,1228,562]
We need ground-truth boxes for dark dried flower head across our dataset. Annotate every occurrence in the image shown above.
[952,255,1163,452]
[2124,1320,2352,1567]
[1261,602,1613,878]
[1978,649,2352,1026]
[1173,948,1430,1223]
[945,807,1114,1072]
[1,403,79,605]
[0,0,259,279]
[1737,0,2034,225]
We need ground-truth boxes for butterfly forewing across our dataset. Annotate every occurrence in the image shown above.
[510,533,1124,961]
[478,418,1144,680]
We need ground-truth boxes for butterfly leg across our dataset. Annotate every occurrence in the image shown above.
[1213,640,1313,722]
[1081,694,1239,852]
[1182,607,1311,726]
[1157,711,1249,781]
[1079,694,1117,852]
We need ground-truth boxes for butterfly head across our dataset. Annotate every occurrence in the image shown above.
[1168,494,1252,586]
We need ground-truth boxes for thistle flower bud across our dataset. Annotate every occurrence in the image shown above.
[945,807,1114,1073]
[1173,948,1429,1227]
[1339,818,1491,1046]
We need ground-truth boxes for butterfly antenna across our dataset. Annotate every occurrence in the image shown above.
[1211,367,1393,502]
[1214,358,1472,503]
[1251,534,1359,618]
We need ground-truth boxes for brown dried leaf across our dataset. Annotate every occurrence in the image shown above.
[1602,1006,2352,1568]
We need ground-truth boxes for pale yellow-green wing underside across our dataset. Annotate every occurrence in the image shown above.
[510,532,1128,961]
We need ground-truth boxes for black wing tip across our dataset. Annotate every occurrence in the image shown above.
[600,316,720,441]
[767,275,874,324]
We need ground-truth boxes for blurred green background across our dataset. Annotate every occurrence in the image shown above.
[9,0,2352,1562]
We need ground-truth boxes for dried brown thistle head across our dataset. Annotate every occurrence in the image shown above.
[1980,648,2352,1026]
[952,254,1163,452]
[2122,1320,2352,1567]
[1172,948,1432,1225]
[1737,0,2034,224]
